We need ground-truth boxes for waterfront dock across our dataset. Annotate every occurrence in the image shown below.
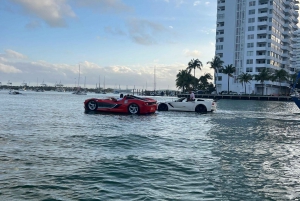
[178,94,292,101]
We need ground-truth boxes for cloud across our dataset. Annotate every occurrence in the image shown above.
[73,0,132,13]
[193,1,201,6]
[25,20,41,29]
[0,63,22,73]
[2,49,28,59]
[169,26,173,29]
[127,18,170,45]
[104,26,126,36]
[205,2,210,5]
[183,49,201,57]
[11,0,76,27]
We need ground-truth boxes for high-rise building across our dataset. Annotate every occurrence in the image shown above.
[294,29,300,71]
[215,0,299,95]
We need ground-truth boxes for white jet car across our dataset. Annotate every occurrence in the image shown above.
[157,97,216,113]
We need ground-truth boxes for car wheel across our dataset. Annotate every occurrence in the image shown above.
[86,100,97,111]
[128,103,139,114]
[195,104,207,113]
[158,103,168,111]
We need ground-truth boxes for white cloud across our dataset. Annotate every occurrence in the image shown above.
[3,49,27,59]
[0,63,22,73]
[169,26,173,29]
[193,1,201,6]
[127,18,170,45]
[11,0,76,27]
[205,2,210,5]
[183,49,201,57]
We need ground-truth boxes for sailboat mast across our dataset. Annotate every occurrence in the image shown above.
[103,76,105,92]
[78,64,80,87]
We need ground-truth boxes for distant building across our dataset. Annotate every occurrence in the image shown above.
[294,29,300,71]
[215,0,299,95]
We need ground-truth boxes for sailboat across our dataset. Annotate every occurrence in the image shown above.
[73,64,87,95]
[291,72,300,108]
[102,75,106,94]
[95,75,101,94]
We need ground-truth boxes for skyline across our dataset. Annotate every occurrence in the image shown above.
[1,0,298,90]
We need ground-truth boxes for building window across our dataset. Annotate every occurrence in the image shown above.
[249,1,256,6]
[248,26,255,31]
[247,43,254,48]
[216,45,223,50]
[247,51,253,56]
[217,76,222,81]
[246,67,253,72]
[247,34,254,39]
[248,18,255,23]
[247,59,253,64]
[249,9,255,15]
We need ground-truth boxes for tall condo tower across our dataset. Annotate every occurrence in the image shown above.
[215,0,299,95]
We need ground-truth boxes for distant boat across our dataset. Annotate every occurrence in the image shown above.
[9,89,22,95]
[102,75,106,94]
[73,65,87,95]
[291,72,300,109]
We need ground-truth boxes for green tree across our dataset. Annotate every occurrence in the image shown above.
[237,72,253,94]
[254,68,270,96]
[207,56,224,93]
[271,69,289,95]
[222,64,236,94]
[198,73,213,90]
[176,69,193,92]
[186,59,203,89]
[186,58,203,77]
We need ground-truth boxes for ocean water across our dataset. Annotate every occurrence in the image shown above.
[1,90,300,201]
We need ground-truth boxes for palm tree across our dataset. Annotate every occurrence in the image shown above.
[254,68,270,96]
[222,64,236,94]
[207,56,224,93]
[176,69,193,92]
[186,59,203,89]
[186,59,203,77]
[237,72,253,94]
[271,69,289,95]
[198,73,213,90]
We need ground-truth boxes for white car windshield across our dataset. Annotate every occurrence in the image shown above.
[175,98,186,102]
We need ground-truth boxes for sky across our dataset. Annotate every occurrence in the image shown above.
[0,0,218,90]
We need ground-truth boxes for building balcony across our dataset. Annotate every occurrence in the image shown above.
[256,55,267,59]
[256,29,268,34]
[257,38,269,43]
[292,16,299,24]
[257,12,268,18]
[257,21,269,26]
[283,31,292,36]
[282,53,290,58]
[257,4,269,9]
[291,37,297,42]
[284,16,293,23]
[292,23,298,30]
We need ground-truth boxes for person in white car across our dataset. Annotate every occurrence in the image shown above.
[188,91,195,101]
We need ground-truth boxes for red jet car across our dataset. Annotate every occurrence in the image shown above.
[84,95,157,114]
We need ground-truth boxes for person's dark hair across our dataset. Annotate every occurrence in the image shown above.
[120,93,124,98]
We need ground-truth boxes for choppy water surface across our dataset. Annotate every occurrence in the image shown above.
[1,91,300,200]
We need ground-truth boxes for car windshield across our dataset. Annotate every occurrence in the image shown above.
[175,98,186,102]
